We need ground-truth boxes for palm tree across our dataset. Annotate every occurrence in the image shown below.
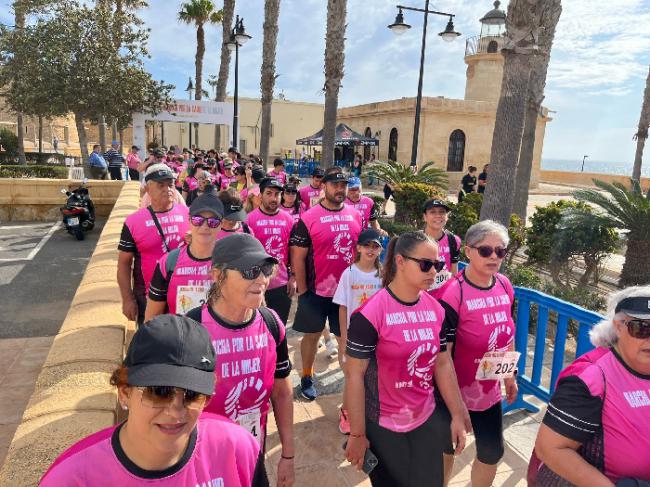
[321,0,347,169]
[480,0,544,227]
[259,0,280,170]
[632,66,650,182]
[365,160,448,189]
[13,1,27,164]
[564,179,650,285]
[512,0,562,220]
[213,0,234,150]
[179,0,222,148]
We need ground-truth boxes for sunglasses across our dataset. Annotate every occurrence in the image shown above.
[230,262,275,280]
[190,215,221,228]
[471,245,508,259]
[284,190,297,195]
[623,319,650,339]
[403,255,445,273]
[136,386,209,410]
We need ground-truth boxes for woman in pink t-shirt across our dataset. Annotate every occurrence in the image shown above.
[41,315,263,486]
[344,231,468,486]
[534,286,650,486]
[279,182,305,223]
[436,220,517,487]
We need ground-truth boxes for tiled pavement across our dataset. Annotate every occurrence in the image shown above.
[0,336,54,467]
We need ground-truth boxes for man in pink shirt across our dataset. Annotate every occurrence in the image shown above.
[117,164,190,324]
[298,167,324,209]
[267,158,288,185]
[290,170,362,400]
[345,177,381,230]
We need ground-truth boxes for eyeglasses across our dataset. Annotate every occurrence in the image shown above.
[136,386,209,410]
[231,262,275,280]
[471,245,508,259]
[623,319,650,339]
[190,215,221,228]
[403,255,445,273]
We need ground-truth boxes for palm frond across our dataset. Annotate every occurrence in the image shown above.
[365,159,448,189]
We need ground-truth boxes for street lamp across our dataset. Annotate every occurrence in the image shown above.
[225,15,251,150]
[185,77,194,149]
[581,155,589,172]
[388,2,460,166]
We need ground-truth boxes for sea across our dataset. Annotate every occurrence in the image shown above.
[542,158,650,177]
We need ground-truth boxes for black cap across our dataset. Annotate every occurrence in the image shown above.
[124,315,216,395]
[423,199,451,213]
[358,228,383,246]
[312,168,325,177]
[323,172,350,184]
[144,163,176,182]
[260,177,284,192]
[251,165,266,184]
[212,233,278,270]
[283,183,298,192]
[153,149,165,158]
[222,201,248,222]
[615,296,650,319]
[189,193,224,218]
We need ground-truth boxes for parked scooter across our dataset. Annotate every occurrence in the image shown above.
[60,178,95,240]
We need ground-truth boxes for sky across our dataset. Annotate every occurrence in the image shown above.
[2,0,650,165]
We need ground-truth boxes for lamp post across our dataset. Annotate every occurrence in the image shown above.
[388,2,460,167]
[226,15,252,150]
[581,155,589,172]
[185,77,194,149]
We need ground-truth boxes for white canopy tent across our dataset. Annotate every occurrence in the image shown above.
[132,99,235,159]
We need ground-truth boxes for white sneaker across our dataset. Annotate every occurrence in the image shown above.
[326,338,338,357]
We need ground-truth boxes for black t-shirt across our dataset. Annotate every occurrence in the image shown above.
[478,172,487,193]
[461,174,476,193]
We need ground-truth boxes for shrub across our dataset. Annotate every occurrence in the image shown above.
[366,160,448,189]
[366,193,385,210]
[0,128,19,157]
[0,165,68,178]
[507,214,526,266]
[377,217,418,237]
[446,200,479,239]
[393,182,446,226]
[0,152,67,165]
[504,264,543,290]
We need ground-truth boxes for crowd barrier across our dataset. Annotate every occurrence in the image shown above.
[282,159,350,177]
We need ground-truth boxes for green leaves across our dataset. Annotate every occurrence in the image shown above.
[365,160,449,189]
[178,0,223,26]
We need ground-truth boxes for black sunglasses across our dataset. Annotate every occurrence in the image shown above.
[623,319,650,339]
[403,255,445,273]
[231,262,275,280]
[137,386,208,410]
[471,245,508,259]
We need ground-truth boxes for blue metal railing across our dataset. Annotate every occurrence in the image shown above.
[283,159,349,178]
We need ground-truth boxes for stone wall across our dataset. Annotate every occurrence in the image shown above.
[0,182,140,487]
[540,170,650,190]
[0,179,124,221]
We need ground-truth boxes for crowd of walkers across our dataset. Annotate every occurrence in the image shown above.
[40,146,649,487]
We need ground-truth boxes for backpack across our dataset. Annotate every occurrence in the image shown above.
[186,305,281,346]
[444,230,460,263]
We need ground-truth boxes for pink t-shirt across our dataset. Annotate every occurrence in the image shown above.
[126,152,141,170]
[118,205,190,297]
[298,184,322,209]
[542,349,650,482]
[280,202,305,224]
[427,232,462,300]
[267,170,287,185]
[40,414,260,486]
[439,271,515,411]
[189,306,291,445]
[219,174,237,190]
[183,177,198,192]
[148,246,211,314]
[346,288,447,432]
[289,203,362,297]
[246,208,294,290]
[345,195,376,228]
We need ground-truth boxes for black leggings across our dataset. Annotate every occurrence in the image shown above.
[366,413,444,487]
[432,399,504,465]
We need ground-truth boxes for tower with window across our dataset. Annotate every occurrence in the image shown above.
[464,1,506,103]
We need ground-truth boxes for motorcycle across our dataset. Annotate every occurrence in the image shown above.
[60,178,95,241]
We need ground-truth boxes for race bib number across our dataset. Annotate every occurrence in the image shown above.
[175,285,209,314]
[475,351,520,381]
[236,411,262,446]
[430,270,452,290]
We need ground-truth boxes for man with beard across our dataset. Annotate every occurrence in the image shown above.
[247,177,296,325]
[290,171,362,400]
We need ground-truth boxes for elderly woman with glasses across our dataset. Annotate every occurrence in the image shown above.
[534,286,650,486]
[187,233,295,487]
[434,220,518,487]
[41,315,264,486]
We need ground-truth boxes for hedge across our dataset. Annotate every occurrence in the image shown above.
[0,152,67,165]
[0,165,69,179]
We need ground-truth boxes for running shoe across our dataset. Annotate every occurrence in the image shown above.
[326,338,338,357]
[339,408,350,435]
[300,375,318,401]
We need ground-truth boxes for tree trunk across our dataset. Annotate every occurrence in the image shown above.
[321,0,347,169]
[98,114,107,151]
[632,66,650,182]
[14,3,27,165]
[620,236,650,286]
[512,0,562,220]
[38,115,43,154]
[194,22,205,148]
[111,119,118,143]
[74,112,91,177]
[260,0,280,170]
[215,0,235,151]
[480,0,540,227]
